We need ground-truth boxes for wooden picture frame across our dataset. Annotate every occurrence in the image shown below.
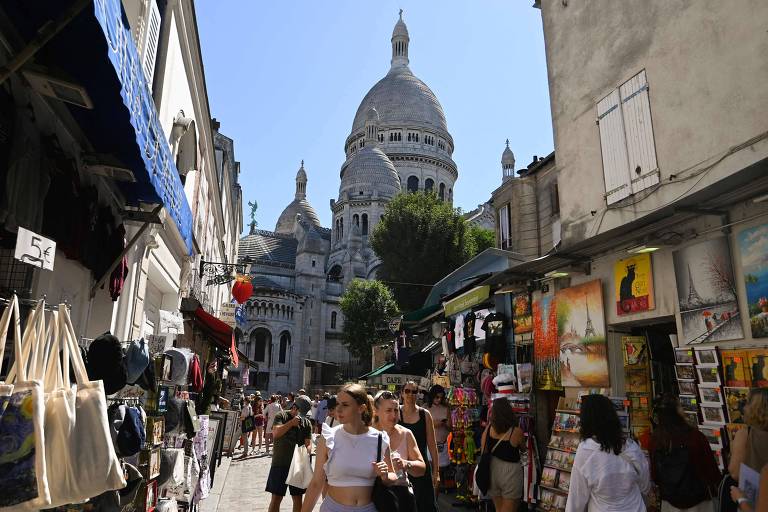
[139,447,161,480]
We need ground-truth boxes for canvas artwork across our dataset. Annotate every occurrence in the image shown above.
[694,347,718,366]
[721,350,752,387]
[746,348,768,387]
[701,404,726,424]
[697,366,722,387]
[614,253,655,315]
[737,223,768,338]
[673,238,744,345]
[513,293,533,334]
[698,386,723,405]
[623,336,649,367]
[556,280,610,387]
[533,296,562,390]
[724,387,750,424]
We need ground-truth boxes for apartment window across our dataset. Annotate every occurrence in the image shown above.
[597,69,659,205]
[550,182,560,216]
[499,204,511,250]
[331,311,337,329]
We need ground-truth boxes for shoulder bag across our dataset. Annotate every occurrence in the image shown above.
[372,433,399,512]
[474,428,512,495]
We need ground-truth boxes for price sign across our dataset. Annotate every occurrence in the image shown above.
[14,227,55,271]
[219,303,237,327]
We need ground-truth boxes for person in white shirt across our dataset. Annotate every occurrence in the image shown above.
[238,397,253,457]
[565,394,650,512]
[264,395,284,455]
[323,396,338,428]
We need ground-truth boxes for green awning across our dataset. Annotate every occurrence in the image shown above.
[402,303,442,324]
[359,362,395,380]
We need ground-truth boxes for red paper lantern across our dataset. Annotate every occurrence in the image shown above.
[232,277,253,304]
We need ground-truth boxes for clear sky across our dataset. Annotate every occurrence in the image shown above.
[196,1,553,233]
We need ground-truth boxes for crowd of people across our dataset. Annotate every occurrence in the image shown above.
[231,385,768,512]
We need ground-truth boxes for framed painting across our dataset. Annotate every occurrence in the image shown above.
[694,347,718,366]
[698,386,723,405]
[723,387,750,424]
[700,404,726,425]
[696,366,721,387]
[737,223,768,338]
[720,349,751,387]
[675,364,696,381]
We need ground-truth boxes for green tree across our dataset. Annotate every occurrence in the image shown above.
[371,192,473,310]
[339,279,400,360]
[467,225,496,257]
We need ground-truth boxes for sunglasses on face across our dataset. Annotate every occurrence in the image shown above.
[403,389,418,395]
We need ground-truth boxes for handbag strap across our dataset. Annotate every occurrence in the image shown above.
[489,428,513,454]
[0,294,22,382]
[59,304,90,385]
[377,433,383,463]
[5,297,43,384]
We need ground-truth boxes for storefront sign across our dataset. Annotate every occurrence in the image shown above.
[219,303,237,327]
[614,253,655,315]
[444,285,490,317]
[372,373,423,387]
[14,227,55,271]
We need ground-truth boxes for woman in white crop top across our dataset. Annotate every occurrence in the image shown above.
[301,384,398,512]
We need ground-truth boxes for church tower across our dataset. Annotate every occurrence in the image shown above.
[502,139,515,181]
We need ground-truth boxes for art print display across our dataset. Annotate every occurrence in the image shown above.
[694,347,718,366]
[680,395,699,413]
[737,223,768,338]
[614,253,655,315]
[673,238,743,345]
[516,363,532,393]
[674,348,695,364]
[698,386,723,405]
[746,348,768,387]
[623,336,649,367]
[556,280,609,387]
[678,380,697,396]
[675,364,696,381]
[698,426,723,447]
[541,467,558,487]
[512,293,533,338]
[697,366,721,387]
[533,296,562,390]
[721,350,752,387]
[724,387,750,423]
[701,404,726,425]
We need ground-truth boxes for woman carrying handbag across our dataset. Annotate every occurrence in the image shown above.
[300,383,398,512]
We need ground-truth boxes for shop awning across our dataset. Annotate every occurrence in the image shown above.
[193,307,238,366]
[3,0,193,254]
[358,362,395,380]
[443,285,490,316]
[402,304,442,325]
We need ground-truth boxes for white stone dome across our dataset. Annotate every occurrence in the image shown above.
[339,146,401,198]
[275,199,321,234]
[351,66,448,137]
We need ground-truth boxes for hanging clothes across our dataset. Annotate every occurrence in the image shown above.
[109,225,128,301]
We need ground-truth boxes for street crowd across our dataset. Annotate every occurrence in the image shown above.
[230,386,768,512]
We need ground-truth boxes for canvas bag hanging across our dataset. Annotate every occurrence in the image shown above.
[38,304,126,507]
[0,295,50,511]
[285,444,313,489]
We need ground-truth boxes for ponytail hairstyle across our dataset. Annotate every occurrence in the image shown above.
[339,383,375,426]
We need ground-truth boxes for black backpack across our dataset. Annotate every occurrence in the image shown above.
[655,442,707,505]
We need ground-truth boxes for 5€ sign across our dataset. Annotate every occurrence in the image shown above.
[14,227,55,271]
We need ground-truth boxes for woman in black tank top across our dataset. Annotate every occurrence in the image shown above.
[400,381,438,512]
[481,398,525,511]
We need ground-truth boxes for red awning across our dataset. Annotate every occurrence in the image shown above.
[193,307,238,366]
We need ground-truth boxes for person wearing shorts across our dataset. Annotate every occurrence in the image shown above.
[266,396,312,512]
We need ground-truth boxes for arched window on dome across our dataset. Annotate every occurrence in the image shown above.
[331,311,337,329]
[328,264,342,282]
[439,183,446,201]
[278,331,291,364]
[397,132,402,142]
[407,176,419,193]
[448,188,453,200]
[353,214,359,227]
[362,214,369,235]
[425,178,434,193]
[250,328,270,363]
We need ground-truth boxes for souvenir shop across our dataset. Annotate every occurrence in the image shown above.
[484,198,768,511]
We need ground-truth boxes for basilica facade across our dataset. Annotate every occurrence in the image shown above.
[236,13,473,392]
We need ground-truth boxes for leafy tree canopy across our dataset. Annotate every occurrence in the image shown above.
[467,224,496,256]
[371,192,487,311]
[339,279,400,360]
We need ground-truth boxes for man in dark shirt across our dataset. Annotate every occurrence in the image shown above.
[266,395,312,512]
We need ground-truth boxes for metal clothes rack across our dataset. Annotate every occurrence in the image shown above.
[0,294,69,312]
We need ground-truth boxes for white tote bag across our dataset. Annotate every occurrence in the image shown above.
[0,296,50,512]
[285,444,313,489]
[39,304,126,507]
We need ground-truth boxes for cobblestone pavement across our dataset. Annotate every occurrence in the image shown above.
[201,447,458,512]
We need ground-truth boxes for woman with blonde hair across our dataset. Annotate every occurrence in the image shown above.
[729,388,768,480]
[301,383,398,512]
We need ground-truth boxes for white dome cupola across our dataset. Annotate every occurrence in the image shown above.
[502,139,515,181]
[391,9,410,68]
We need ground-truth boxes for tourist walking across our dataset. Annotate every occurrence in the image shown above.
[301,383,398,512]
[252,394,266,453]
[648,394,721,512]
[315,393,329,432]
[374,389,425,512]
[400,380,439,512]
[427,384,451,491]
[323,396,338,428]
[266,395,313,512]
[480,397,525,512]
[565,394,650,512]
[238,396,253,456]
[265,395,283,455]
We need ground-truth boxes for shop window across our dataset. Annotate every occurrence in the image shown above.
[279,331,291,364]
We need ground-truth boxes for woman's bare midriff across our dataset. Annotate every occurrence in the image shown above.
[326,485,373,506]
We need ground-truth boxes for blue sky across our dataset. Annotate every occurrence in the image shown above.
[196,1,553,233]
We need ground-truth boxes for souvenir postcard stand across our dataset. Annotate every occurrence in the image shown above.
[539,397,580,512]
[447,386,480,504]
[622,336,653,439]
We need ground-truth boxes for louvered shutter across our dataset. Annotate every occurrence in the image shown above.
[597,89,631,205]
[142,0,161,87]
[619,70,659,194]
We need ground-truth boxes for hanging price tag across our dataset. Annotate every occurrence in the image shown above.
[14,227,55,271]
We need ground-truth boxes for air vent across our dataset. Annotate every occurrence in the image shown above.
[23,70,93,109]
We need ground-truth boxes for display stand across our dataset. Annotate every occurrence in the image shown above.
[447,386,480,506]
[538,397,579,512]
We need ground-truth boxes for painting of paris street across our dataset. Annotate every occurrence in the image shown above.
[673,238,744,345]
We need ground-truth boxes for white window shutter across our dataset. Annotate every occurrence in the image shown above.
[597,89,631,205]
[619,70,659,194]
[141,0,161,87]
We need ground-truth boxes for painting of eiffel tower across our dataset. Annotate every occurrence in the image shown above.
[673,238,744,345]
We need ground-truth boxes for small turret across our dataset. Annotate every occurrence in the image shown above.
[391,10,410,68]
[502,139,515,181]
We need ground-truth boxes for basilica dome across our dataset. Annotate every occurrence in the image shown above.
[339,145,401,199]
[275,161,322,234]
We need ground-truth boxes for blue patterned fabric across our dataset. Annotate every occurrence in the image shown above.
[0,389,39,506]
